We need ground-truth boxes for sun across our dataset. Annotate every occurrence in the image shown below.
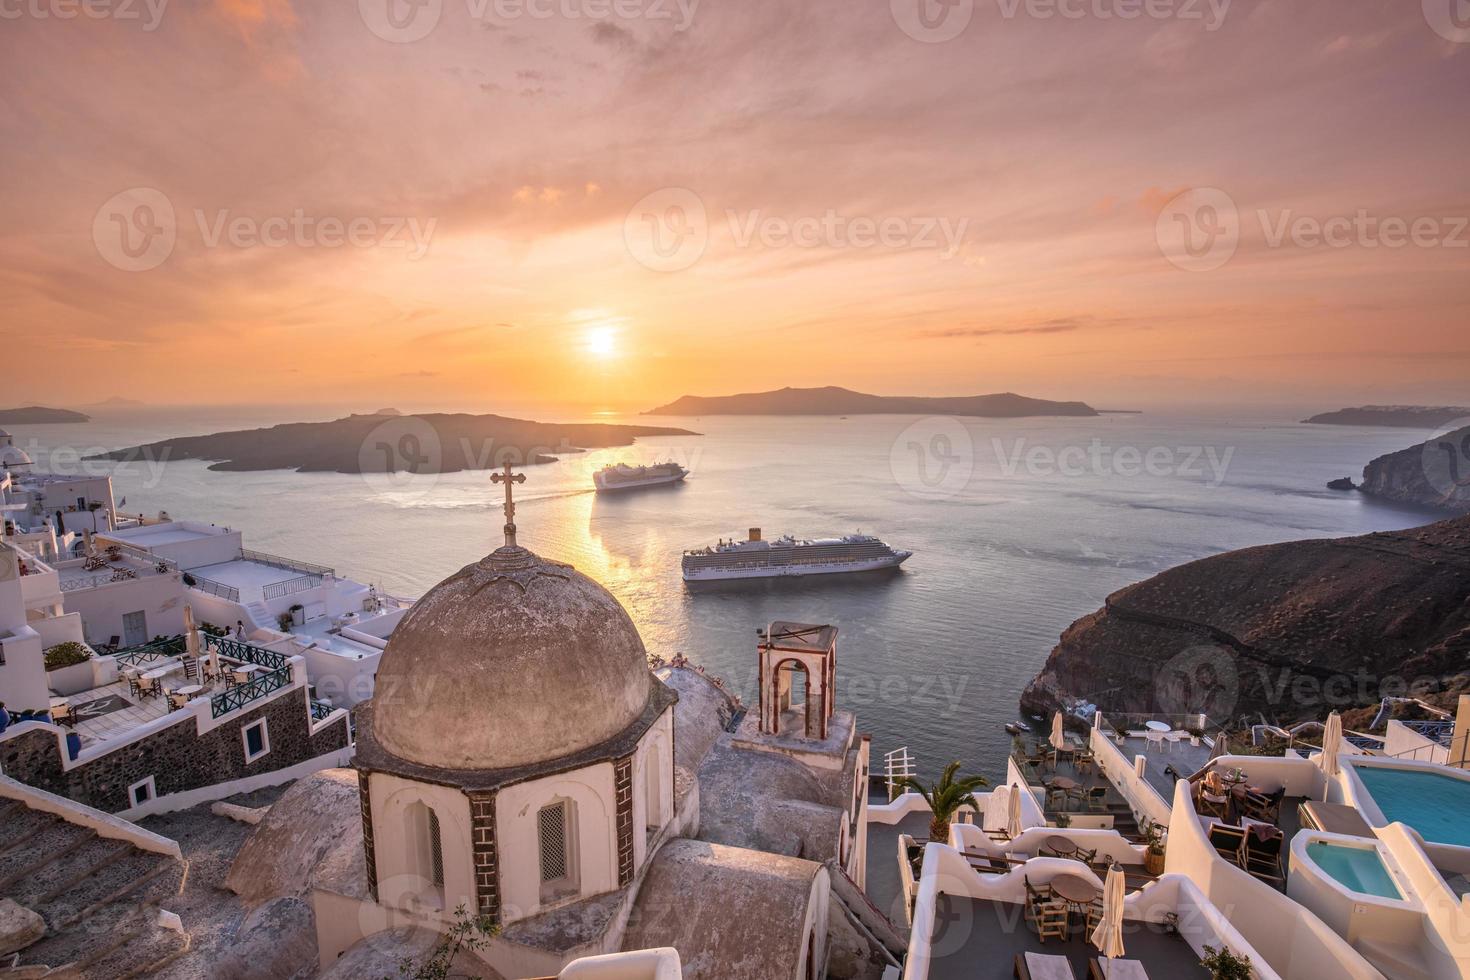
[585,326,617,358]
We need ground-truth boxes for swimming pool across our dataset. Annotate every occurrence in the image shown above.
[1305,842,1402,900]
[1355,766,1470,848]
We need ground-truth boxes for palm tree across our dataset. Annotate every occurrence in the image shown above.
[898,761,990,842]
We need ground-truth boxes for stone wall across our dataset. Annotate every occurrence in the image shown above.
[0,689,350,813]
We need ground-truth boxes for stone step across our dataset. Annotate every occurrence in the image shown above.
[0,810,59,859]
[8,838,131,908]
[15,901,149,973]
[0,822,95,892]
[80,917,189,980]
[44,851,181,931]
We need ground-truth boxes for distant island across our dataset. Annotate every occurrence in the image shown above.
[1022,513,1470,727]
[87,413,698,474]
[85,396,147,410]
[0,406,90,424]
[645,386,1100,418]
[1303,405,1470,428]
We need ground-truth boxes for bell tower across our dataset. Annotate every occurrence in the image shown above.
[757,622,837,740]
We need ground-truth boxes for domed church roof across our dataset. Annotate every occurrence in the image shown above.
[371,469,656,772]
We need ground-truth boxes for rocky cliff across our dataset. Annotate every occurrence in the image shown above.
[1020,515,1470,726]
[1358,424,1470,513]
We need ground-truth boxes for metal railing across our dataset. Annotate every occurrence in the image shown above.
[203,634,290,671]
[211,666,292,718]
[112,635,187,666]
[239,549,334,578]
[185,575,241,603]
[309,699,336,722]
[262,574,324,601]
[102,540,178,570]
[1401,720,1456,748]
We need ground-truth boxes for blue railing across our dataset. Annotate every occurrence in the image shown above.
[203,634,289,671]
[211,666,291,718]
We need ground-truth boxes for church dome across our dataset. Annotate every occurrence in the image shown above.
[371,543,656,771]
[0,444,32,469]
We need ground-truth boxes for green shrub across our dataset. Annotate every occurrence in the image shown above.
[44,642,92,671]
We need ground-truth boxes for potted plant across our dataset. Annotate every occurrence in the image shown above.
[1199,944,1252,980]
[277,612,295,632]
[289,603,306,626]
[896,760,990,843]
[44,642,96,696]
[1140,817,1167,875]
[1054,812,1072,828]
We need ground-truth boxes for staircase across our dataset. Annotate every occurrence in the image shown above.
[0,798,189,978]
[244,600,275,632]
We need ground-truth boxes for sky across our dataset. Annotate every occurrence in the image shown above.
[1,0,1467,416]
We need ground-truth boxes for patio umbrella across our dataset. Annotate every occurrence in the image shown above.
[1006,786,1024,840]
[184,604,201,660]
[1050,711,1066,751]
[1321,711,1342,779]
[1090,864,1126,961]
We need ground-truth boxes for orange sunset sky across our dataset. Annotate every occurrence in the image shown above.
[1,0,1467,416]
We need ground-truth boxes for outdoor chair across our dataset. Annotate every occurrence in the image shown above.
[1242,830,1285,886]
[1036,900,1070,943]
[49,703,75,727]
[1089,959,1151,979]
[1086,786,1109,812]
[1207,823,1247,866]
[1084,896,1105,935]
[1075,750,1096,775]
[1243,787,1285,824]
[166,690,189,711]
[136,675,159,698]
[1075,847,1098,867]
[125,673,142,699]
[1015,952,1081,980]
[103,635,120,652]
[1023,876,1053,930]
[181,656,199,682]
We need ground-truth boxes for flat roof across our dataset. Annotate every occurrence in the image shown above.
[107,523,224,547]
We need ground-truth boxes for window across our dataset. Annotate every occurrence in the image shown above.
[538,801,569,883]
[129,776,156,807]
[428,808,444,888]
[241,719,270,762]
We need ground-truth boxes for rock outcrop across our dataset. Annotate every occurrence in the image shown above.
[1020,515,1470,726]
[1304,405,1470,428]
[1359,425,1470,512]
[225,768,362,903]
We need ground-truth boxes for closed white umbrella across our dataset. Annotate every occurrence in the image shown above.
[1050,711,1066,751]
[1321,712,1342,778]
[1090,864,1126,961]
[1209,732,1230,761]
[1006,786,1024,840]
[184,604,201,660]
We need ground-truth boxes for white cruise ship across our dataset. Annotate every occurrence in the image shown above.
[593,460,688,492]
[682,528,912,581]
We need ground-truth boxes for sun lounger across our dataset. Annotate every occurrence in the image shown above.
[1089,959,1150,979]
[1016,951,1079,980]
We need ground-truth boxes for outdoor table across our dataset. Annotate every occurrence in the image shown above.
[176,684,203,698]
[1144,720,1171,732]
[231,664,262,684]
[1049,873,1100,909]
[1044,835,1078,857]
[1049,777,1078,792]
[142,667,171,680]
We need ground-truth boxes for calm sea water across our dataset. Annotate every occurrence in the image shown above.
[8,407,1439,780]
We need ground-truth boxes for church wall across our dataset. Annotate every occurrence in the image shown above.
[496,760,618,922]
[630,708,675,873]
[368,771,476,917]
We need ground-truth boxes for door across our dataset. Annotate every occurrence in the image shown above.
[122,611,148,647]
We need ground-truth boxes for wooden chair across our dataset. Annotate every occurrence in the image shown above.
[1084,897,1106,936]
[1036,900,1070,943]
[1023,877,1053,930]
[1075,847,1098,868]
[1086,786,1110,812]
[136,675,158,698]
[166,690,189,711]
[1243,787,1285,824]
[49,703,75,727]
[1207,823,1247,866]
[125,673,142,699]
[1243,831,1285,886]
[182,656,199,682]
[1075,750,1096,775]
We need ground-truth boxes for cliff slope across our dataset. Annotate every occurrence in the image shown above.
[1020,515,1470,725]
[1358,424,1470,513]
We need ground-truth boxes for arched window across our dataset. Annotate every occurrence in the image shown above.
[537,799,579,902]
[406,801,445,908]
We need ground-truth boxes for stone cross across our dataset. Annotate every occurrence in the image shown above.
[490,462,527,548]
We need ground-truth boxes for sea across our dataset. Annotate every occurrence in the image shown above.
[7,406,1445,780]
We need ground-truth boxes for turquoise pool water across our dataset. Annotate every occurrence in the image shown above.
[1306,842,1402,900]
[1355,766,1470,848]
